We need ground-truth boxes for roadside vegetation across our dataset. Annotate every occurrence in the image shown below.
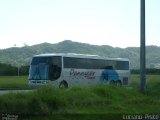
[0,76,28,89]
[0,75,160,119]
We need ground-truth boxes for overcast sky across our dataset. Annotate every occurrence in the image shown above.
[0,0,160,49]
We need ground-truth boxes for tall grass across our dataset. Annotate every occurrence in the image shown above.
[0,83,160,114]
[0,75,160,119]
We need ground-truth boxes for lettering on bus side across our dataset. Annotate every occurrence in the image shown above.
[69,69,95,79]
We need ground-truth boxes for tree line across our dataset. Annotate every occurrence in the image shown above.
[0,63,29,76]
[131,68,160,74]
[0,62,160,76]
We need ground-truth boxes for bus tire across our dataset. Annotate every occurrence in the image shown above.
[59,81,68,88]
[116,80,122,86]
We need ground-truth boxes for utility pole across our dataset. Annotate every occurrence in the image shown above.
[17,65,20,76]
[140,0,146,93]
[14,61,20,76]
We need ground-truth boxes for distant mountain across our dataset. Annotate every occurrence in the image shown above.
[0,40,160,69]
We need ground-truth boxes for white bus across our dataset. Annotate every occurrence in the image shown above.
[29,53,130,88]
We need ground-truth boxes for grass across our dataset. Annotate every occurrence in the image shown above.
[0,76,28,89]
[0,75,160,119]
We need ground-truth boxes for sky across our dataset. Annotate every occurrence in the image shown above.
[0,0,160,49]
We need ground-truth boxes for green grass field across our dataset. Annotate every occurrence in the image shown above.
[0,75,159,89]
[0,76,28,89]
[0,75,160,120]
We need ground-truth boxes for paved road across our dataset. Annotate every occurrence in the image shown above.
[0,89,32,95]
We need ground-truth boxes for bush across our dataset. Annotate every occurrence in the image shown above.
[0,63,29,76]
[0,81,160,117]
[131,68,160,74]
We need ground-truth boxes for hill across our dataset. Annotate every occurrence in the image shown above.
[0,40,160,68]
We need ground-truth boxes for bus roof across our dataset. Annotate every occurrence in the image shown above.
[33,53,129,61]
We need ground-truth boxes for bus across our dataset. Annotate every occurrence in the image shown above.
[28,53,130,88]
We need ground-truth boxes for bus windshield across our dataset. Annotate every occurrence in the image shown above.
[29,56,62,80]
[29,63,49,80]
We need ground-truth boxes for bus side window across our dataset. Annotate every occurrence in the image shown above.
[49,64,61,80]
[49,56,62,80]
[105,66,113,70]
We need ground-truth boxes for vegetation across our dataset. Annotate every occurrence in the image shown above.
[0,63,29,76]
[0,75,160,119]
[1,40,160,119]
[1,61,160,77]
[1,62,160,76]
[0,40,160,68]
[0,63,17,76]
[131,68,160,74]
[0,76,28,89]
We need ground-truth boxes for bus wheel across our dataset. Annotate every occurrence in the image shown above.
[59,81,68,88]
[109,80,115,85]
[116,80,122,86]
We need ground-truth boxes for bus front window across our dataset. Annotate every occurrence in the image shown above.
[29,56,62,81]
[29,63,49,80]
